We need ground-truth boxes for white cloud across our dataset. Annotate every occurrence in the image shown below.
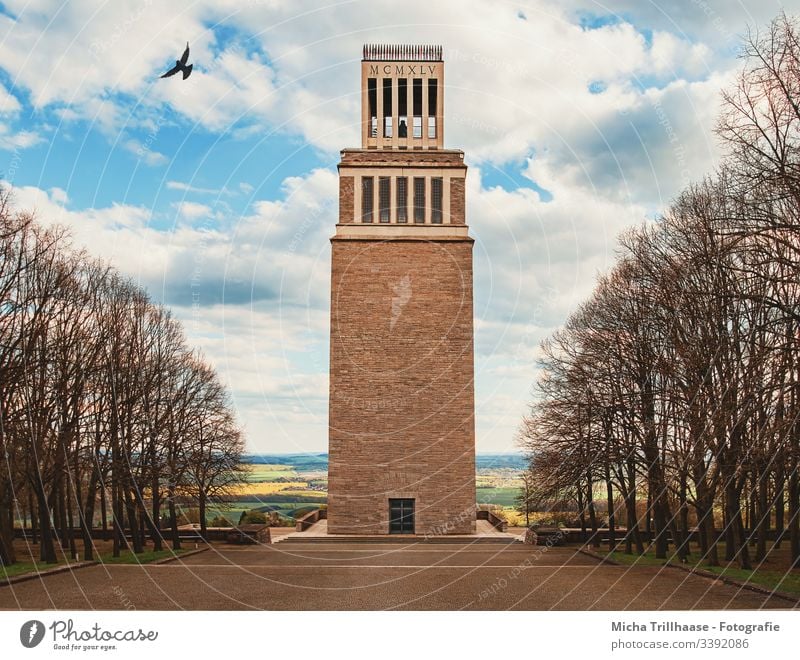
[0,127,43,149]
[48,186,68,204]
[0,0,773,450]
[0,83,21,114]
[123,138,169,166]
[8,167,337,450]
[0,0,738,163]
[173,200,212,220]
[0,83,42,149]
[167,180,225,195]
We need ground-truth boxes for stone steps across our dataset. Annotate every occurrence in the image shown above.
[279,535,522,545]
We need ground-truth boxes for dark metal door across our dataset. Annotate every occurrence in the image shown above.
[388,498,415,534]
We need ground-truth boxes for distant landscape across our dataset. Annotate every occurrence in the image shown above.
[207,453,527,526]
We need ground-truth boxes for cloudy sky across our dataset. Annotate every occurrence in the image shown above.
[0,0,794,453]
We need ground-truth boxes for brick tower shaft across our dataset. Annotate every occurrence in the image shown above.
[327,44,476,535]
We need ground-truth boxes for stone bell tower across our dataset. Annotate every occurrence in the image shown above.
[327,44,475,535]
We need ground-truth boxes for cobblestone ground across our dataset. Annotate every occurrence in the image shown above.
[0,542,794,610]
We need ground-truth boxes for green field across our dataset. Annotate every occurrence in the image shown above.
[214,455,524,524]
[476,486,520,508]
[206,499,326,524]
[244,464,300,482]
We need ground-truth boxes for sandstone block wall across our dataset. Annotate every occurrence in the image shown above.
[327,236,476,535]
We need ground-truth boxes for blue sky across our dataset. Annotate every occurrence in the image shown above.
[0,0,794,452]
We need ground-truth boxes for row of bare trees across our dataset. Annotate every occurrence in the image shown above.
[0,193,245,565]
[520,13,800,570]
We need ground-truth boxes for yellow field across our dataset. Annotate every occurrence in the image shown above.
[245,463,293,472]
[231,481,309,496]
[277,489,328,497]
[500,509,526,526]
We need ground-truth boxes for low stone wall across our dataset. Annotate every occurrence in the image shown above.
[295,508,328,532]
[476,509,507,532]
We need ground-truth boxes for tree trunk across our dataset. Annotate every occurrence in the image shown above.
[56,481,69,550]
[652,492,669,559]
[34,480,56,563]
[576,488,587,543]
[0,502,16,565]
[124,489,143,553]
[99,481,108,541]
[65,486,77,559]
[139,508,146,549]
[65,470,79,559]
[789,461,799,568]
[605,470,615,552]
[725,481,752,570]
[586,479,599,548]
[755,466,769,562]
[703,511,719,566]
[168,486,181,551]
[199,490,208,539]
[151,475,163,551]
[722,489,735,561]
[747,473,757,546]
[81,472,98,561]
[626,458,643,554]
[28,489,38,545]
[112,481,124,558]
[676,476,689,561]
[775,467,785,549]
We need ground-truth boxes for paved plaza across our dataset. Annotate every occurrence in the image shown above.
[0,538,793,610]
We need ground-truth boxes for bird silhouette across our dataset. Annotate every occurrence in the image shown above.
[160,43,193,80]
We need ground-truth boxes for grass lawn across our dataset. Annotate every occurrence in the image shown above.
[703,565,800,595]
[1,547,189,578]
[603,549,681,568]
[602,543,800,595]
[0,558,83,579]
[99,548,188,565]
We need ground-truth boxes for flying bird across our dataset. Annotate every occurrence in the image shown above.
[161,42,193,80]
